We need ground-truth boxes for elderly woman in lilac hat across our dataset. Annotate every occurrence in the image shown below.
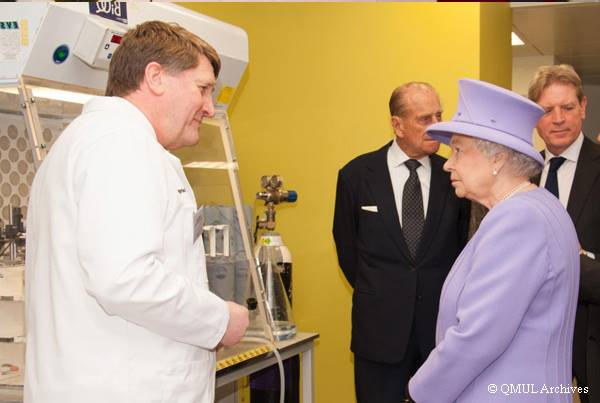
[406,79,580,403]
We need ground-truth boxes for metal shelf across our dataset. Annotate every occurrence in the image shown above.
[183,161,238,170]
[0,297,23,303]
[0,337,25,344]
[0,372,23,388]
[0,371,24,403]
[0,266,24,303]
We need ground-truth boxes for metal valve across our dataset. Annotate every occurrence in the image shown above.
[255,175,297,231]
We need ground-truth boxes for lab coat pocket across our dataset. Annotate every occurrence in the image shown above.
[160,354,216,403]
[181,201,197,247]
[180,201,205,282]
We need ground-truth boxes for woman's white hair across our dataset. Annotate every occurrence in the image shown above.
[474,139,542,178]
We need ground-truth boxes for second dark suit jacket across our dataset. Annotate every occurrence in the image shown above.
[535,136,600,403]
[333,141,470,363]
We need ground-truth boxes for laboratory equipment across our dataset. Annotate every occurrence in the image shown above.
[251,175,299,403]
[253,175,298,340]
[0,207,25,264]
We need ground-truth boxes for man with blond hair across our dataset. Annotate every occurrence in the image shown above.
[333,82,470,403]
[529,64,600,403]
[25,21,248,403]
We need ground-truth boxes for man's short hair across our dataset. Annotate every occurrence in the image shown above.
[389,82,437,117]
[527,64,584,103]
[106,21,221,97]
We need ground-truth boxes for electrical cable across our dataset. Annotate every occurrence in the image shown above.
[243,336,285,403]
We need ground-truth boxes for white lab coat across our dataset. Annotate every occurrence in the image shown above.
[24,96,229,403]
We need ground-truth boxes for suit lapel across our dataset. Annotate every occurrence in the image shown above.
[567,137,600,224]
[532,150,544,186]
[366,142,411,260]
[416,154,449,261]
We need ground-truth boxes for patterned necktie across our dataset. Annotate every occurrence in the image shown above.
[544,156,566,198]
[402,159,424,260]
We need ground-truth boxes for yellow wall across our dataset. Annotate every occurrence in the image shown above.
[179,3,511,402]
[480,3,512,88]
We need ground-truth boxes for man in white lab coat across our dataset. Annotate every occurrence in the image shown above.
[24,21,249,403]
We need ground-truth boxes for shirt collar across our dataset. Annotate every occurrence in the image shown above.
[388,139,431,170]
[545,132,583,164]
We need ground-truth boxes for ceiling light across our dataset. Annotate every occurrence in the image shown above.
[512,32,525,46]
[0,86,95,104]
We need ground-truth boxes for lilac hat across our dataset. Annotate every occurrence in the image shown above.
[427,79,544,165]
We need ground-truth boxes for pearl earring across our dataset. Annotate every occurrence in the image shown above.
[492,169,498,176]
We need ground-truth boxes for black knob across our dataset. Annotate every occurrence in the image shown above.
[246,297,258,310]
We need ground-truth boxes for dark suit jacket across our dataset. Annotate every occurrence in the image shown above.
[535,137,600,402]
[333,142,470,363]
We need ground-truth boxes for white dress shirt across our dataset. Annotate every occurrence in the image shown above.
[387,139,431,227]
[539,132,584,209]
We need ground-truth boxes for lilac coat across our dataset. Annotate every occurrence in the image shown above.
[409,188,580,402]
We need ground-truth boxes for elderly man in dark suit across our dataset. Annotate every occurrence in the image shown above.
[333,82,470,403]
[529,64,600,403]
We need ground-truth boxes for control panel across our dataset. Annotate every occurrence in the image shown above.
[73,17,125,71]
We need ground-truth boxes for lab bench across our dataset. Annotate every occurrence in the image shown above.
[216,332,319,403]
[0,332,319,403]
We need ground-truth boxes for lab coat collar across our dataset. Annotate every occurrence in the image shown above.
[83,96,157,142]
